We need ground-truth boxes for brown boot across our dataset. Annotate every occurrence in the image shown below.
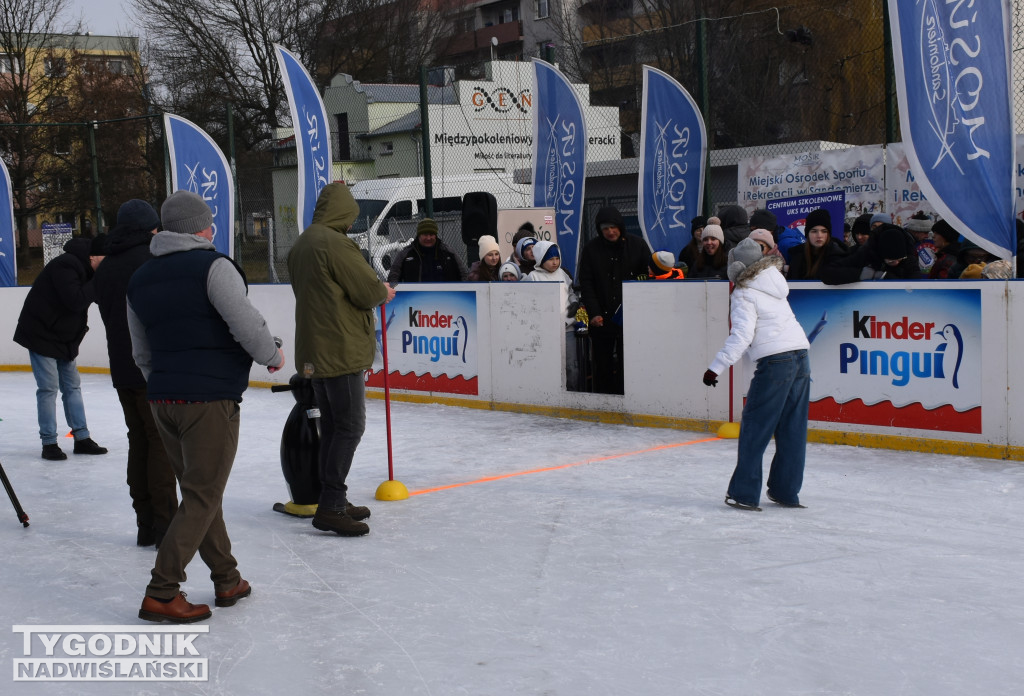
[312,507,369,536]
[215,579,252,608]
[139,592,212,623]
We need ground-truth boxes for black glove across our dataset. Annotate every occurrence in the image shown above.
[702,369,718,387]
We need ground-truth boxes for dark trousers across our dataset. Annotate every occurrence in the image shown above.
[589,324,624,395]
[312,373,367,511]
[147,401,242,599]
[116,387,177,534]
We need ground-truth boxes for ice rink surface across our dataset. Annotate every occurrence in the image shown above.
[0,371,1021,695]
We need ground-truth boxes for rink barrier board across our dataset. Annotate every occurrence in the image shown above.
[2,279,1021,460]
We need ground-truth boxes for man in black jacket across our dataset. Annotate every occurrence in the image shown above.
[14,236,109,460]
[577,206,652,394]
[821,223,919,284]
[387,218,468,284]
[94,200,178,548]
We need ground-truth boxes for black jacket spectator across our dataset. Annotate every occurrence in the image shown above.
[578,209,652,323]
[14,237,96,362]
[94,227,153,388]
[787,239,848,281]
[821,224,918,284]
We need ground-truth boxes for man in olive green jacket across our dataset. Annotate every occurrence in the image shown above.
[288,183,396,537]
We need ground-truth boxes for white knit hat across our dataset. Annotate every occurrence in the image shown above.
[702,224,724,244]
[477,235,500,259]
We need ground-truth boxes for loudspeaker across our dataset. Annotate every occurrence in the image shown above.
[461,191,497,245]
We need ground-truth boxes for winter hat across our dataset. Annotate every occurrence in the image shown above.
[931,220,959,244]
[870,213,891,227]
[904,211,933,236]
[89,233,109,256]
[718,204,748,229]
[877,226,909,260]
[115,199,160,233]
[804,208,832,234]
[748,228,775,251]
[981,259,1011,279]
[477,235,500,259]
[690,215,708,231]
[594,206,626,233]
[533,240,560,265]
[161,190,213,235]
[726,238,764,283]
[517,221,536,236]
[701,224,724,244]
[515,236,538,260]
[851,212,873,238]
[498,261,522,280]
[959,263,985,279]
[416,218,439,237]
[649,250,676,275]
[749,209,777,231]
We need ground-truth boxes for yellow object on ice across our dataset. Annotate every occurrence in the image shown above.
[375,479,410,501]
[717,422,740,439]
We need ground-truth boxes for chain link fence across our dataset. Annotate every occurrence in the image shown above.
[10,0,1024,285]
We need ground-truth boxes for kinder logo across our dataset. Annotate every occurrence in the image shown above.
[12,625,209,682]
[402,308,469,363]
[471,87,531,114]
[839,311,964,388]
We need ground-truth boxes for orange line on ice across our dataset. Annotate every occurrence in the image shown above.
[409,436,721,496]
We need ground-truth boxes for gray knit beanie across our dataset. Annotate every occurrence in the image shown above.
[161,190,213,235]
[727,238,764,283]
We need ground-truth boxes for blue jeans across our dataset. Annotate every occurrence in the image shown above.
[312,374,367,511]
[29,351,90,445]
[727,349,810,507]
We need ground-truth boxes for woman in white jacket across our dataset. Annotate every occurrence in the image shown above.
[703,238,811,511]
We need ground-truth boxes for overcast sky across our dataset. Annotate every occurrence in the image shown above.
[66,0,133,37]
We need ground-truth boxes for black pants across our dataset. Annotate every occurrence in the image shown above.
[589,324,624,395]
[312,374,367,511]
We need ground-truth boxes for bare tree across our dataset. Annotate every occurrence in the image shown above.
[0,0,82,266]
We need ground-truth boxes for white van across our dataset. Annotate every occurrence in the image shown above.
[349,174,531,278]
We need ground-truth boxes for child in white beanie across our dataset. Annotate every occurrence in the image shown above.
[524,241,581,388]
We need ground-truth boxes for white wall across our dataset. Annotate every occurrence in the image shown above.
[4,278,1023,453]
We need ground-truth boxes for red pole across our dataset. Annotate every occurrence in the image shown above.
[380,305,395,481]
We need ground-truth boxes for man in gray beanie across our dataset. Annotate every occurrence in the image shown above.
[127,190,285,623]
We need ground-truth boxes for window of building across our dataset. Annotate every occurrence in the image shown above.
[53,132,71,155]
[534,0,549,19]
[45,95,69,113]
[44,57,67,77]
[335,113,351,161]
[380,141,394,155]
[0,53,20,73]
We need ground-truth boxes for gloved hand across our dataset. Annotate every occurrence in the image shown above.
[702,369,718,387]
[859,266,884,281]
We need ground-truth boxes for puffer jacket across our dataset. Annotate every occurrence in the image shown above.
[14,237,95,361]
[288,183,389,378]
[709,255,809,374]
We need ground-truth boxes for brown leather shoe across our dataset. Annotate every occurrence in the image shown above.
[139,592,212,623]
[214,578,251,607]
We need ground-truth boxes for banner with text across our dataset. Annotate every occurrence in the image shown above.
[888,0,1015,258]
[164,113,234,257]
[638,65,706,256]
[532,59,586,278]
[366,290,479,395]
[789,287,981,433]
[766,191,846,236]
[737,144,884,220]
[275,44,332,232]
[0,156,15,286]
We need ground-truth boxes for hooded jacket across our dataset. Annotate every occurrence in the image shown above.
[719,205,750,246]
[288,183,389,378]
[709,255,809,375]
[94,226,154,388]
[14,237,96,361]
[578,207,651,322]
[820,224,918,284]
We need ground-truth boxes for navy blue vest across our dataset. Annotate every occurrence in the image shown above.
[128,249,253,402]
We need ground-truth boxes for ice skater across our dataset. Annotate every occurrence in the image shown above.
[702,237,811,511]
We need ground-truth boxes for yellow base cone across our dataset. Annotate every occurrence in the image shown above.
[717,422,741,439]
[375,479,410,501]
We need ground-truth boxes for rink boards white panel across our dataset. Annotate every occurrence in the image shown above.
[3,278,1023,451]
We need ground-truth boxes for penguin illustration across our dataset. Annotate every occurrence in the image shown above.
[937,324,964,389]
[452,315,469,364]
